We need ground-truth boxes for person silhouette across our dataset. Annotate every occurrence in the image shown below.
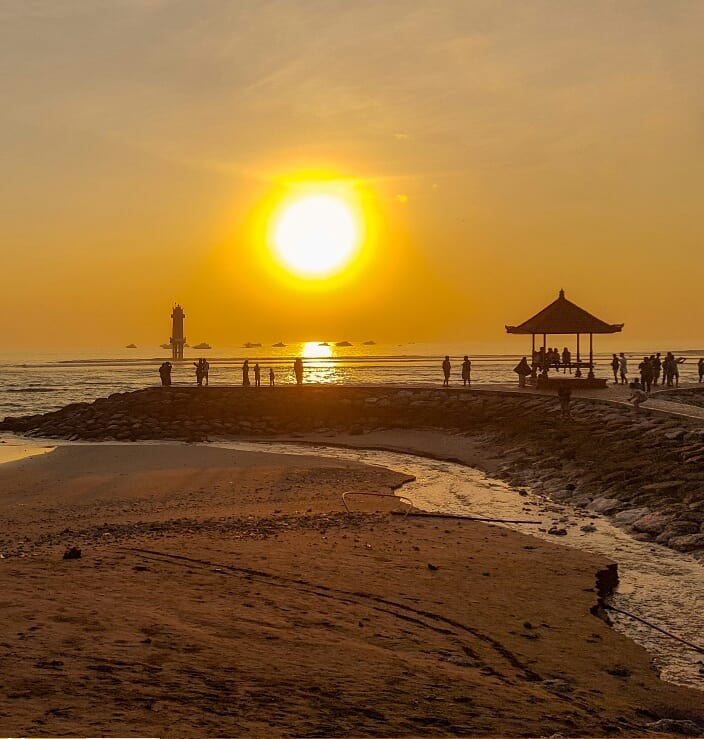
[193,359,204,386]
[514,356,531,387]
[269,368,275,386]
[254,363,261,387]
[159,361,172,387]
[461,356,471,386]
[294,357,303,385]
[442,356,451,386]
[242,359,250,387]
[202,358,209,386]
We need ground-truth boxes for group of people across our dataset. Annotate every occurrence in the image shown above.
[242,359,273,387]
[611,352,687,391]
[158,357,306,387]
[533,346,572,373]
[241,358,303,387]
[441,355,472,386]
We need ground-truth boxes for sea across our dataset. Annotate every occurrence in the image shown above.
[2,342,703,419]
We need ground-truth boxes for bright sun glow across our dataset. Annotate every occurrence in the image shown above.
[272,195,359,278]
[302,341,333,359]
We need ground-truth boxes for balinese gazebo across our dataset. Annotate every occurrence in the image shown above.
[506,289,623,387]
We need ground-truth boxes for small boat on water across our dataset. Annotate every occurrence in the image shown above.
[362,340,376,345]
[272,341,286,348]
[159,343,170,349]
[126,343,137,349]
[318,342,330,346]
[336,341,352,347]
[193,342,212,350]
[244,342,262,348]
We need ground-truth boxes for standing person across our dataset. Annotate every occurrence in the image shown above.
[662,353,675,387]
[514,356,532,388]
[698,358,704,383]
[461,355,471,386]
[652,353,662,386]
[442,356,451,386]
[202,358,209,386]
[673,357,684,388]
[619,352,628,384]
[158,361,172,387]
[254,363,261,387]
[638,356,652,392]
[294,357,303,385]
[269,368,275,386]
[610,354,619,383]
[194,359,204,386]
[242,359,250,387]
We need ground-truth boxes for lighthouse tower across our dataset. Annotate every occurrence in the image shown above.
[170,304,186,360]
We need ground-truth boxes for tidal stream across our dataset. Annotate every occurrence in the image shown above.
[217,440,704,692]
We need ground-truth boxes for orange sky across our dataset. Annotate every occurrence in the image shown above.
[1,1,703,351]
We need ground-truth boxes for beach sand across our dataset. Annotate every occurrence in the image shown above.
[0,442,702,737]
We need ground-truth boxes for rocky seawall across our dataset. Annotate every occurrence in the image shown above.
[2,385,704,560]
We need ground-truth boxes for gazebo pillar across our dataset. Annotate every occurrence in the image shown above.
[575,334,582,378]
[588,333,594,379]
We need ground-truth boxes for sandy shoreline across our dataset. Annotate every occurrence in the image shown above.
[1,441,703,737]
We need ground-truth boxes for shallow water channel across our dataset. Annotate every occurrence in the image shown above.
[217,440,704,692]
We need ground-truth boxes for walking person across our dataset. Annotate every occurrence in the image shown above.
[611,354,619,384]
[557,385,572,419]
[242,359,250,387]
[269,368,275,386]
[294,357,303,385]
[619,352,628,384]
[461,355,471,386]
[442,356,451,386]
[698,358,704,383]
[254,362,261,387]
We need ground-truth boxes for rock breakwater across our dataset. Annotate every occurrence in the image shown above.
[3,385,704,559]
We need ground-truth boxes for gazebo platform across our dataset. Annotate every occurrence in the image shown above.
[533,375,608,390]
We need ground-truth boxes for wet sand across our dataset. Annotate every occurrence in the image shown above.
[0,442,702,737]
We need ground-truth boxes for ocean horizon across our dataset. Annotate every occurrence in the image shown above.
[2,342,703,419]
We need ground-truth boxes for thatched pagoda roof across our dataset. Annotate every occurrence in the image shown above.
[506,290,623,335]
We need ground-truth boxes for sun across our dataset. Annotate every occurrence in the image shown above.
[272,194,360,278]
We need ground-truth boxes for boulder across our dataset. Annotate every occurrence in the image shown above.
[667,532,704,553]
[631,511,673,536]
[612,507,650,527]
[587,497,622,514]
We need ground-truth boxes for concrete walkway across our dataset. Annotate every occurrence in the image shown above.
[481,380,704,422]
